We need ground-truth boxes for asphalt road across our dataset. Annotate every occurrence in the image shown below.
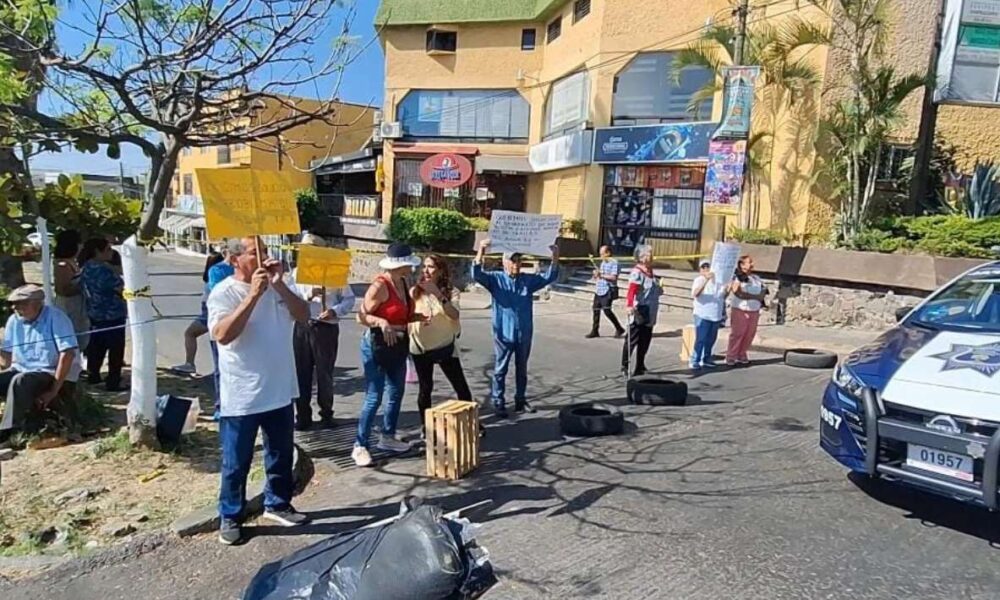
[7,252,1000,599]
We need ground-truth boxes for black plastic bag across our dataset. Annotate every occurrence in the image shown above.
[243,503,494,600]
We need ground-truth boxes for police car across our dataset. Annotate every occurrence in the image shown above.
[820,261,1000,508]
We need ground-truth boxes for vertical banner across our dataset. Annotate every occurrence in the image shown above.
[197,169,302,239]
[703,140,748,216]
[714,66,762,139]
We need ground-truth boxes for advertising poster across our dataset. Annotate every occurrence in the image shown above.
[703,140,747,216]
[714,66,761,139]
[593,122,715,163]
[936,0,1000,104]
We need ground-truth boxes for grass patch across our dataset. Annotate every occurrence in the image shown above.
[89,429,133,459]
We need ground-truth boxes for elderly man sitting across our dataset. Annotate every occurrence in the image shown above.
[0,284,80,443]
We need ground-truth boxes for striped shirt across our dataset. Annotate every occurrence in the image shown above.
[596,259,620,297]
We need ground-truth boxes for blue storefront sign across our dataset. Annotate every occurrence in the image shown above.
[592,121,715,164]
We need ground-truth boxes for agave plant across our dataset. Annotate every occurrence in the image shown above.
[962,161,1000,220]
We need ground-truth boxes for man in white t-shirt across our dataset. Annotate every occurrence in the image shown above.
[689,259,727,370]
[207,237,311,546]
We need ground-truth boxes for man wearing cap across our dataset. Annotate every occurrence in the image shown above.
[472,238,560,419]
[1,285,80,442]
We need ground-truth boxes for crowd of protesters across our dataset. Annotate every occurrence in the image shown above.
[1,227,767,545]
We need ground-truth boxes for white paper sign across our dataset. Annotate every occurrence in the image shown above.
[710,242,741,282]
[488,210,562,256]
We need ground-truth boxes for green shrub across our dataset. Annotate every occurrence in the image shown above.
[295,188,321,231]
[728,228,785,246]
[465,217,490,232]
[914,239,996,259]
[387,208,470,249]
[840,229,911,254]
[560,219,588,240]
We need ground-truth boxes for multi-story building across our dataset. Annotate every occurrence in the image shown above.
[375,0,1000,255]
[161,95,374,251]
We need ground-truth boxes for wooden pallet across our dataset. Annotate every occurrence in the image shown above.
[426,400,480,480]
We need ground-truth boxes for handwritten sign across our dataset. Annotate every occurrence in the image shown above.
[196,169,301,239]
[710,242,741,282]
[295,245,351,288]
[488,210,562,256]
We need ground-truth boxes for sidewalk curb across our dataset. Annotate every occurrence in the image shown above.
[171,443,314,538]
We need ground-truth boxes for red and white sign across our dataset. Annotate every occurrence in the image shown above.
[419,153,473,189]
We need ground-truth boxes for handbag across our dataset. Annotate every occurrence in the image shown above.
[632,304,651,327]
[370,327,409,367]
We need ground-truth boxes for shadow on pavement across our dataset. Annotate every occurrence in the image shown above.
[849,472,1000,545]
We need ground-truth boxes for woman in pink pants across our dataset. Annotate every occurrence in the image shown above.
[726,255,768,366]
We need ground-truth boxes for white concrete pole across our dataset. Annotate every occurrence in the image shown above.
[37,217,53,305]
[120,235,159,447]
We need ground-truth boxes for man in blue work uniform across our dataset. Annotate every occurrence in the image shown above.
[472,238,560,419]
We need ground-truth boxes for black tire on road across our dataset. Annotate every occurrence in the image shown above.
[784,349,838,369]
[627,377,688,406]
[559,403,625,437]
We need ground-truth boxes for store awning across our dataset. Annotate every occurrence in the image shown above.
[475,154,533,174]
[159,213,202,235]
[392,143,479,156]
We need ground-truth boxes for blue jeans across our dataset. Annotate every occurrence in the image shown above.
[210,341,220,413]
[356,332,407,448]
[218,404,294,521]
[692,317,721,365]
[492,336,532,409]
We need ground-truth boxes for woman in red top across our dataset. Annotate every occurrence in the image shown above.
[353,243,421,467]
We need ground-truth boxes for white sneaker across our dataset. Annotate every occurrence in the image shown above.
[352,445,372,467]
[170,363,196,374]
[376,435,411,454]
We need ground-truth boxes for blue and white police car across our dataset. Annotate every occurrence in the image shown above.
[821,261,1000,508]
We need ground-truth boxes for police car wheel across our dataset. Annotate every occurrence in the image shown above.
[784,349,838,369]
[559,403,625,437]
[627,377,688,406]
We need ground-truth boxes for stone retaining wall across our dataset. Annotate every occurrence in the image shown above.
[764,278,925,330]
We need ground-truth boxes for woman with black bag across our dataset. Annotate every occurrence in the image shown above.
[409,254,474,435]
[621,245,662,378]
[353,244,421,468]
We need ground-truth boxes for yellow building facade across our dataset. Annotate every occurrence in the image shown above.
[377,0,1000,255]
[170,97,374,213]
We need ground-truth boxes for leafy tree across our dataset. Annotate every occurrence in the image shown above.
[673,8,829,229]
[808,0,925,241]
[36,175,142,240]
[295,187,322,232]
[0,0,364,240]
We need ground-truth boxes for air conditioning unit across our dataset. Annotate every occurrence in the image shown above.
[379,121,403,139]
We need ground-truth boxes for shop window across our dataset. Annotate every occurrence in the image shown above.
[612,52,714,124]
[426,29,457,53]
[544,71,590,139]
[182,173,193,196]
[397,89,530,142]
[547,17,561,43]
[217,145,231,164]
[521,28,537,51]
[876,143,914,186]
[574,0,591,23]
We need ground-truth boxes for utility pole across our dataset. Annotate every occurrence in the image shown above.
[734,0,750,66]
[908,0,946,216]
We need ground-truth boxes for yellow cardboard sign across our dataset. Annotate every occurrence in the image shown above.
[196,169,301,238]
[295,245,351,288]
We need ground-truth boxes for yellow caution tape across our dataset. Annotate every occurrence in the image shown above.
[123,286,152,300]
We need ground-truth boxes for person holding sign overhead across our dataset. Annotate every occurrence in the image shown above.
[291,233,355,431]
[472,238,560,419]
[353,243,421,468]
[208,237,311,546]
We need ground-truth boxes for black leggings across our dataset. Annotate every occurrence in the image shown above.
[621,323,653,374]
[88,318,126,388]
[411,353,473,428]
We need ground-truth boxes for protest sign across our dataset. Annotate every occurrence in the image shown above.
[710,242,741,281]
[487,210,562,256]
[197,169,301,239]
[295,245,351,288]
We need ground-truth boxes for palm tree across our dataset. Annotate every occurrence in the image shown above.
[673,15,830,230]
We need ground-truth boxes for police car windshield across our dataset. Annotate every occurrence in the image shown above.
[910,277,1000,333]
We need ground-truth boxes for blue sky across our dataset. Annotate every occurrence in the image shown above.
[29,0,386,178]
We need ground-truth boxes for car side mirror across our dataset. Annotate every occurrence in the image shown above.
[895,306,913,323]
